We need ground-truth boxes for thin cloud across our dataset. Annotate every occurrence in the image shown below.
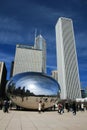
[0,17,22,31]
[47,65,57,69]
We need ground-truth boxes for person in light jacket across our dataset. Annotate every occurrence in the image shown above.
[38,101,42,113]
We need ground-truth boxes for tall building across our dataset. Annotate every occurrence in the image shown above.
[13,44,42,76]
[85,87,87,97]
[81,89,85,98]
[0,62,7,98]
[34,34,46,73]
[10,61,14,78]
[55,17,81,100]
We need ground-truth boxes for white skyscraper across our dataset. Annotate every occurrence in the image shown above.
[34,34,46,73]
[55,17,81,99]
[13,44,42,76]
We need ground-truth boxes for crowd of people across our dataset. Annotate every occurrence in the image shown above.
[0,99,87,115]
[57,101,86,115]
[38,100,87,115]
[0,100,12,113]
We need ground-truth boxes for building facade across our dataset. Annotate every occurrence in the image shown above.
[10,61,14,78]
[34,35,46,73]
[13,44,42,76]
[0,62,7,98]
[55,17,81,99]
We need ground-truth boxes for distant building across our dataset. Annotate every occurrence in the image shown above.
[81,89,85,98]
[0,62,7,98]
[10,61,14,78]
[12,34,47,76]
[34,34,46,73]
[13,44,43,76]
[55,17,81,100]
[85,87,87,97]
[51,70,58,82]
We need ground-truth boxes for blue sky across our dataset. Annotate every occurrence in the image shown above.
[0,0,87,88]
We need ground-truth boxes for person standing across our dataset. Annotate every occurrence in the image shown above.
[81,103,84,111]
[42,102,45,112]
[38,101,42,113]
[3,100,9,113]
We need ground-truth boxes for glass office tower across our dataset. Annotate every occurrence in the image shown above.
[34,35,46,73]
[55,17,81,99]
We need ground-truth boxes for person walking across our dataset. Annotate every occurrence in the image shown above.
[58,103,63,114]
[72,101,76,115]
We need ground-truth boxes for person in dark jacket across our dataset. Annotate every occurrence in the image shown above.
[3,100,9,113]
[72,101,76,115]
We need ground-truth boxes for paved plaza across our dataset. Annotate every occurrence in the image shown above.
[0,109,87,130]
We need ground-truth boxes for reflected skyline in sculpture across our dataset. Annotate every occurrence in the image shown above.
[6,72,60,109]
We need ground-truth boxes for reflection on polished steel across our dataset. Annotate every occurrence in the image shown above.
[6,72,60,109]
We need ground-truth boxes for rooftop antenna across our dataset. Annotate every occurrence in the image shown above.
[34,28,37,45]
[39,29,42,36]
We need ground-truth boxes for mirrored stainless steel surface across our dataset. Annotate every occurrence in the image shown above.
[6,72,60,109]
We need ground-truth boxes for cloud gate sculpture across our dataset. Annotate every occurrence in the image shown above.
[6,72,60,109]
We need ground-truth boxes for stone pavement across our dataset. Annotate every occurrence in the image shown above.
[0,109,87,130]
